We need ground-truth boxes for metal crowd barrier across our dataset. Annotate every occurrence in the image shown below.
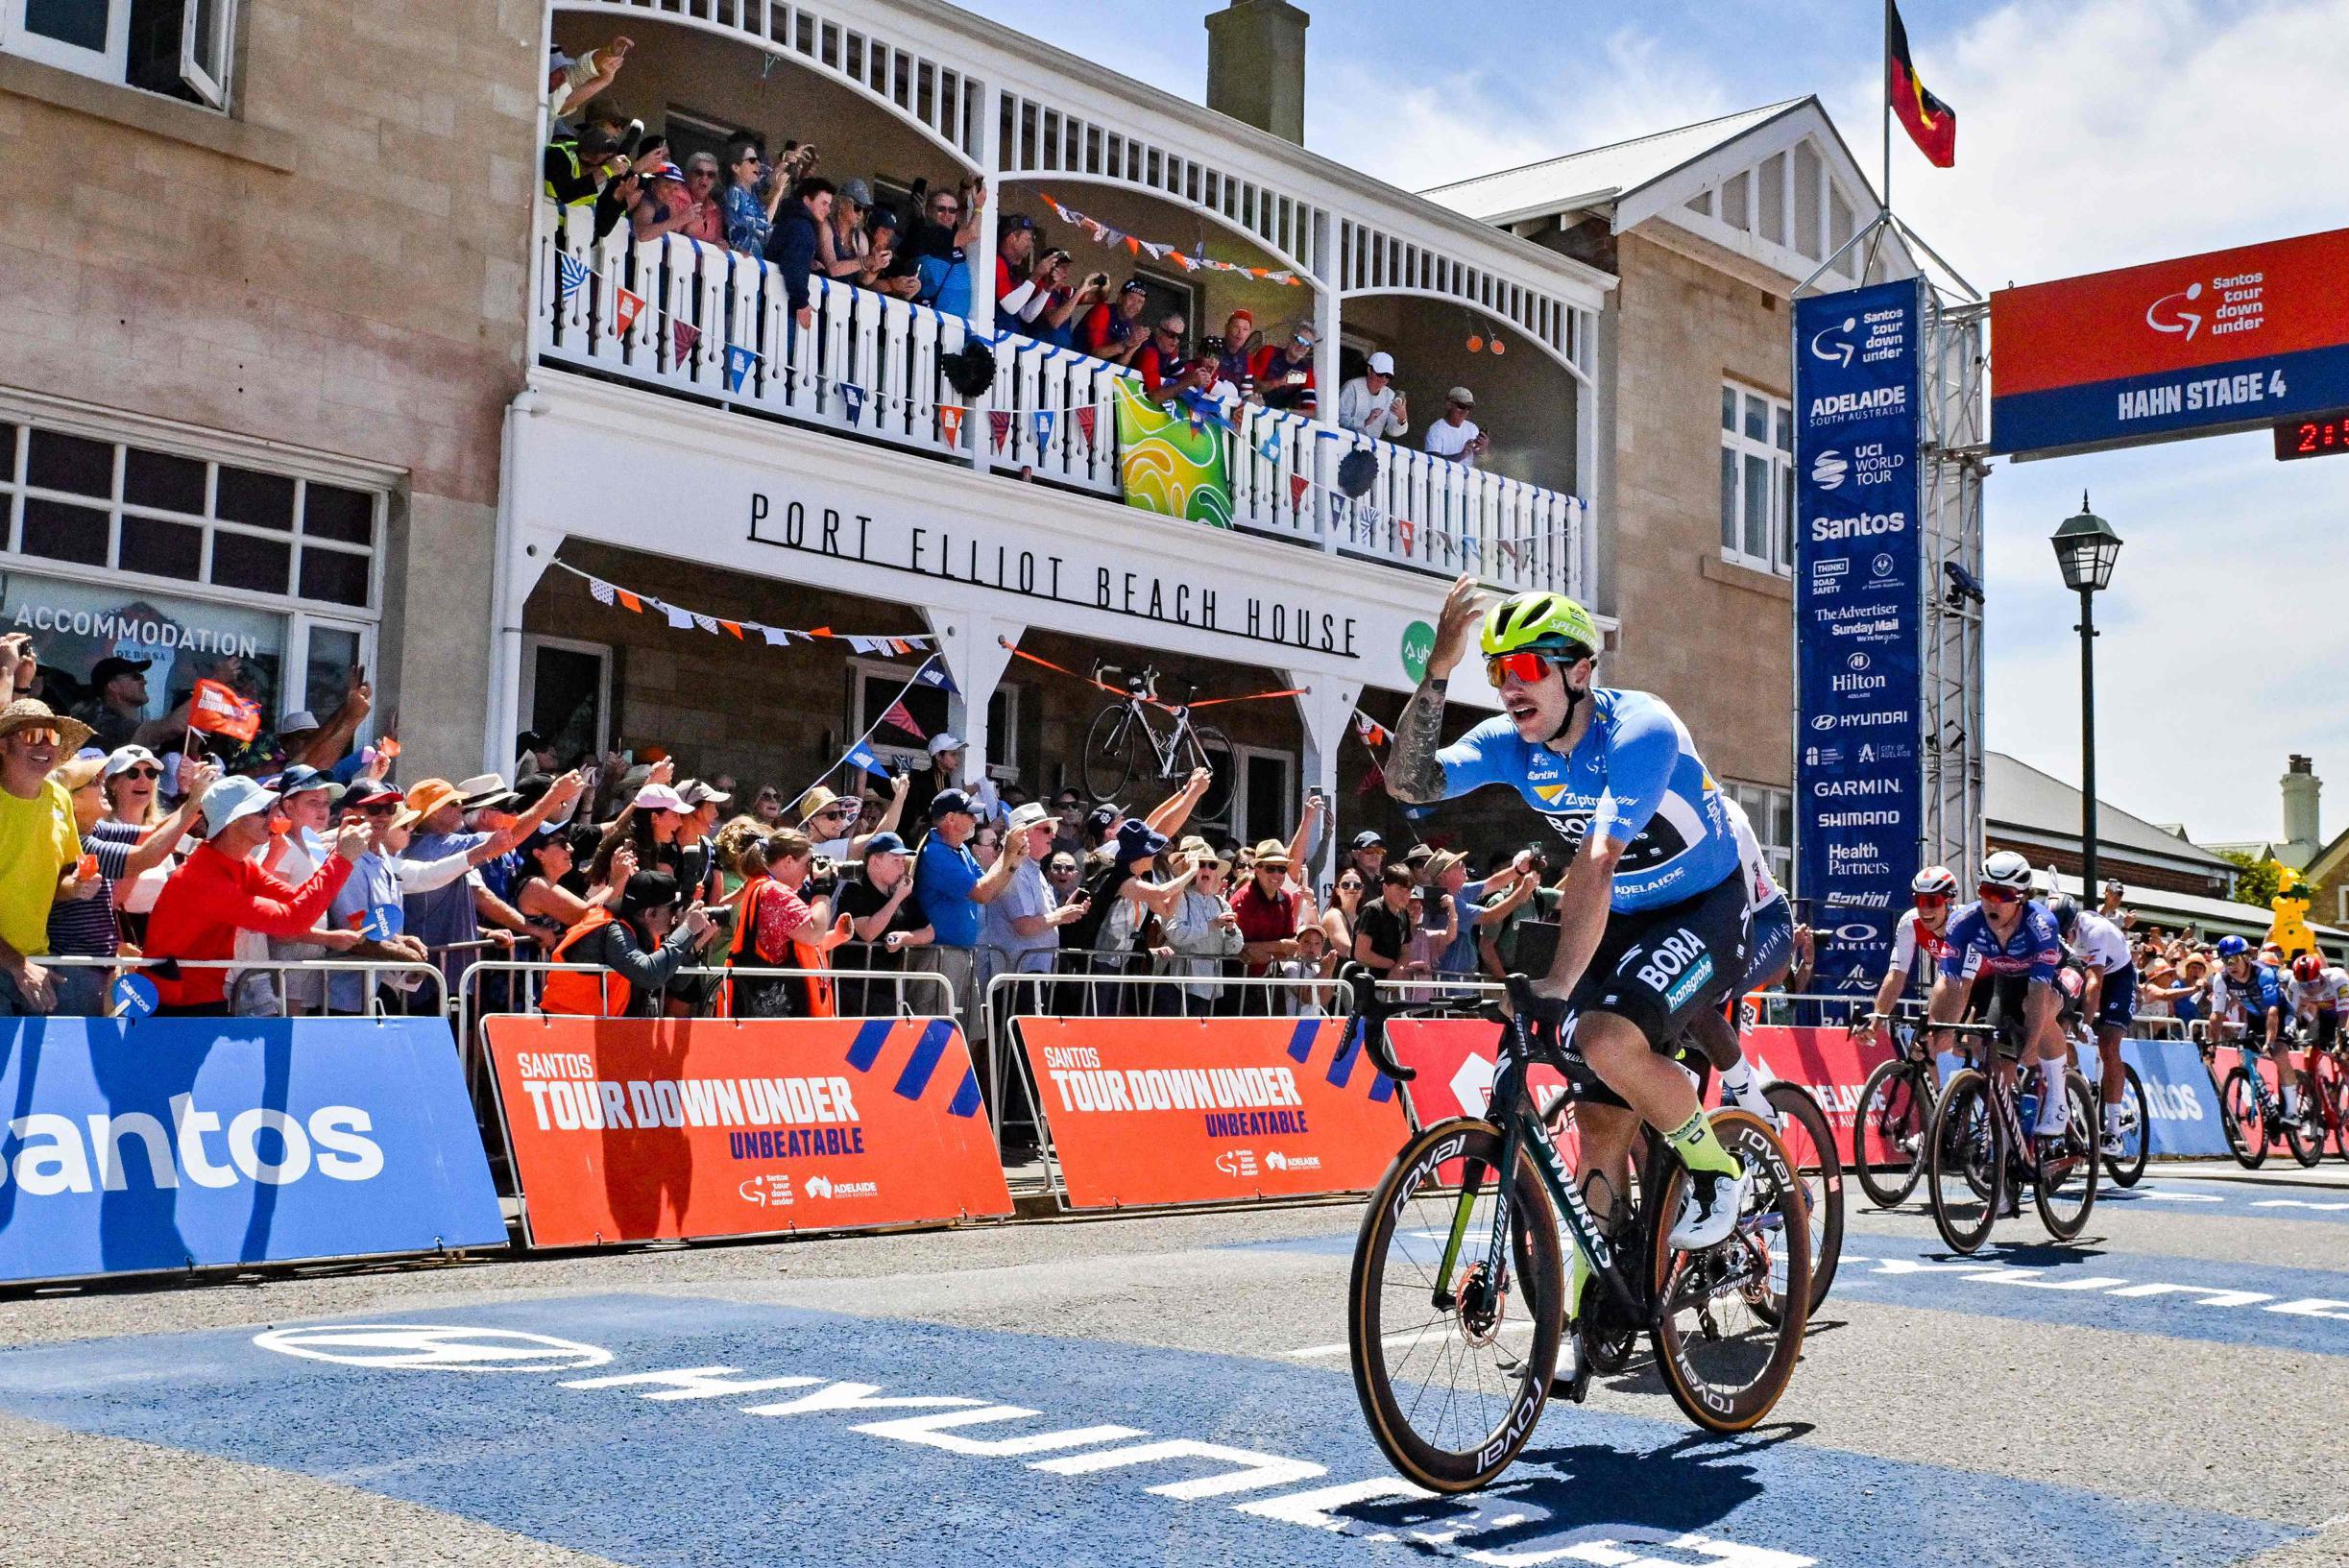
[34,953,450,1021]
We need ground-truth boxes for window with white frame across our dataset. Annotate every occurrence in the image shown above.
[1719,382,1794,576]
[1724,780,1794,892]
[851,660,1019,779]
[3,0,235,109]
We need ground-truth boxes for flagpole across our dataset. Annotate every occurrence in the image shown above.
[1881,0,1894,220]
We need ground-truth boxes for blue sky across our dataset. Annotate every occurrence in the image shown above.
[960,0,2349,844]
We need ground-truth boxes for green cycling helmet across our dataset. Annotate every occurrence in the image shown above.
[1479,591,1599,660]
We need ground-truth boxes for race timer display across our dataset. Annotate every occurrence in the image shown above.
[2275,410,2349,461]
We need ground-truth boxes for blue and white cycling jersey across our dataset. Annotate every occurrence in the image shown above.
[1434,688,1740,912]
[2213,962,2292,1024]
[1937,900,2063,985]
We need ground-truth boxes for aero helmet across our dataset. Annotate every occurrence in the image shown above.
[2216,935,2250,959]
[1911,865,1959,898]
[2293,953,2324,982]
[2048,898,2079,937]
[1978,850,2033,891]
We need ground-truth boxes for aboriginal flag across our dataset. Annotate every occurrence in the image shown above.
[1887,1,1955,168]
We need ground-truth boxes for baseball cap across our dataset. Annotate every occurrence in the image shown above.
[633,783,690,813]
[341,780,401,812]
[278,709,321,735]
[1351,830,1387,851]
[89,655,152,688]
[679,778,733,807]
[1367,350,1395,375]
[862,831,908,856]
[1446,385,1476,406]
[275,764,332,797]
[102,744,161,781]
[1119,278,1149,296]
[1002,213,1037,233]
[199,776,278,839]
[930,788,977,819]
[839,177,874,207]
[928,734,965,756]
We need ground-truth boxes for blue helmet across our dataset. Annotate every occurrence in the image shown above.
[2216,935,2250,959]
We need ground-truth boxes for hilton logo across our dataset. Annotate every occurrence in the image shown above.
[1832,671,1888,693]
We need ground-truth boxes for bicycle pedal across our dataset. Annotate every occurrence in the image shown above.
[1550,1337,1593,1404]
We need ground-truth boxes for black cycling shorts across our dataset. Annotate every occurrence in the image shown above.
[1546,870,1750,1111]
[1964,970,2035,1055]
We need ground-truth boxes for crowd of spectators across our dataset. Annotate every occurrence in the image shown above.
[540,34,1512,459]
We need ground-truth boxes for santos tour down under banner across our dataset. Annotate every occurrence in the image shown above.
[1112,378,1233,528]
[1018,1016,1405,1208]
[484,1017,1012,1247]
[1793,278,1927,997]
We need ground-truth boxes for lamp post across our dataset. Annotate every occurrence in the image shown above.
[2051,494,2122,893]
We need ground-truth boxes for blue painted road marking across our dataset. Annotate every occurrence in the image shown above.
[0,1294,2309,1568]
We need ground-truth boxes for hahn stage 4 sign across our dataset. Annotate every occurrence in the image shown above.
[1794,279,1925,996]
[0,1018,504,1284]
[1990,228,2349,457]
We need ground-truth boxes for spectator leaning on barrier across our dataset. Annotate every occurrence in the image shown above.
[1162,836,1242,1014]
[818,177,877,281]
[835,831,931,1015]
[765,176,835,334]
[0,701,90,1017]
[1251,323,1317,412]
[41,756,116,1016]
[1353,863,1419,977]
[1078,277,1152,366]
[1339,350,1409,442]
[238,764,340,1016]
[402,772,587,993]
[1321,864,1365,960]
[146,776,369,1017]
[1416,849,1468,984]
[729,827,852,1017]
[908,788,1022,1042]
[986,802,1086,996]
[543,870,714,1017]
[722,138,785,255]
[1233,837,1305,979]
[1133,314,1187,396]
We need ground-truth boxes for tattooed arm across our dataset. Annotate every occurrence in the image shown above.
[1386,574,1485,806]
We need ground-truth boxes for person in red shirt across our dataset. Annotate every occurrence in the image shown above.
[145,775,369,1015]
[1078,278,1151,365]
[1231,839,1307,978]
[1132,313,1188,395]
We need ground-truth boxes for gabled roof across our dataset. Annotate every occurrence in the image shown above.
[1420,99,1809,225]
[1986,752,2236,873]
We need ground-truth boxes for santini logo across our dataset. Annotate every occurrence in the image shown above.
[1,1095,382,1195]
[1809,317,1857,367]
[1809,449,1850,490]
[1810,509,1906,542]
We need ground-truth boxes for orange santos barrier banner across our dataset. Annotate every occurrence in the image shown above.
[484,1016,1013,1247]
[1018,1015,1408,1209]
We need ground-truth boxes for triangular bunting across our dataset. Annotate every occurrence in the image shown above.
[725,343,758,392]
[1033,408,1056,446]
[660,601,694,630]
[1289,474,1311,507]
[691,612,719,634]
[588,576,616,607]
[989,410,1013,450]
[839,384,867,424]
[557,252,592,304]
[672,320,701,362]
[613,288,644,334]
[938,404,966,446]
[616,590,642,613]
[1074,406,1097,446]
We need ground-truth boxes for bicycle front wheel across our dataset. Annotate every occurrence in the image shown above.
[1762,1081,1842,1316]
[1647,1109,1809,1433]
[2032,1073,2100,1240]
[1927,1068,2002,1255]
[2104,1064,2149,1188]
[2220,1069,2268,1169]
[1182,721,1235,822]
[1349,1119,1563,1493]
[1080,705,1139,805]
[2284,1072,2326,1169]
[1853,1057,1928,1209]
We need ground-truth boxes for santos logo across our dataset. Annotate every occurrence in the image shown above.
[1810,509,1906,543]
[1,1095,381,1195]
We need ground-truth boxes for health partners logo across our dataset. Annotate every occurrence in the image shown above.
[253,1324,613,1372]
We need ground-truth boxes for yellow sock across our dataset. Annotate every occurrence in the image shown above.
[1662,1108,1743,1179]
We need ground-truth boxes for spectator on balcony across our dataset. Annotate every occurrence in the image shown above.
[1217,311,1256,384]
[863,207,921,302]
[1250,323,1318,411]
[992,213,1040,330]
[631,163,705,244]
[1078,278,1151,365]
[1133,314,1188,396]
[905,177,983,266]
[1425,386,1490,466]
[766,175,835,335]
[677,153,726,245]
[817,178,880,281]
[0,701,89,1017]
[722,139,786,256]
[1003,250,1096,349]
[546,36,632,120]
[1339,351,1410,443]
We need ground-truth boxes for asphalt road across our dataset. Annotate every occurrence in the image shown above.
[1,1157,2343,1568]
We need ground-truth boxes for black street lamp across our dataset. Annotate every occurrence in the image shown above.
[2051,493,2122,893]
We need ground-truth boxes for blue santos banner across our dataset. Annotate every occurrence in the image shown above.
[0,1018,506,1284]
[2079,1035,2232,1159]
[1794,278,1925,996]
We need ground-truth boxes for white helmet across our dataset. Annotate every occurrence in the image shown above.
[1978,850,2033,891]
[1911,865,1959,898]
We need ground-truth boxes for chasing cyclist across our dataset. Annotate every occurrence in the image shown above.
[1386,576,1752,1252]
[1926,851,2071,1151]
[2049,897,2135,1155]
[2288,952,2344,1056]
[2211,936,2301,1119]
[1863,865,1959,1045]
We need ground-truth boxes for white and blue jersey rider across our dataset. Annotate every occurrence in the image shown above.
[1926,851,2072,1145]
[1386,577,1753,1255]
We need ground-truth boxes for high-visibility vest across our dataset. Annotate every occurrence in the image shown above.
[730,878,834,1018]
[542,907,628,1016]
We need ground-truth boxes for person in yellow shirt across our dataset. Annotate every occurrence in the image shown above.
[0,700,92,1016]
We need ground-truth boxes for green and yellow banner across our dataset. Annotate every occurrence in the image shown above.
[1112,379,1231,528]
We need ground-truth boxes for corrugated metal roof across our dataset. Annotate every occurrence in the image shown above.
[1420,99,1808,221]
[1986,752,2234,871]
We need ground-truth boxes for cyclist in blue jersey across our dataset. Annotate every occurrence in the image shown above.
[1925,850,2071,1147]
[1386,575,1752,1252]
[2212,935,2303,1118]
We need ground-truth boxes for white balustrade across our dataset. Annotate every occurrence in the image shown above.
[538,202,1584,597]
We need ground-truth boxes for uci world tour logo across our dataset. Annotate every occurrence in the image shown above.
[1809,316,1857,367]
[1809,448,1849,490]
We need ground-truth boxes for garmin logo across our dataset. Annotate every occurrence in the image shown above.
[1814,778,1900,799]
[1810,509,1907,543]
[1831,672,1888,694]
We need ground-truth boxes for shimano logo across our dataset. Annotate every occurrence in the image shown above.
[2,1094,382,1195]
[1810,509,1907,543]
[1817,810,1900,829]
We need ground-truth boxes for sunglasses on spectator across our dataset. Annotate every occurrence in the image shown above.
[1913,892,1949,911]
[931,200,959,215]
[360,802,400,817]
[817,805,857,819]
[118,763,163,781]
[1339,879,1363,891]
[8,727,60,746]
[1976,885,2022,905]
[1485,650,1575,688]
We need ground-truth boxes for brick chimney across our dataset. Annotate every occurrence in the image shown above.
[2284,754,2321,849]
[1205,0,1309,145]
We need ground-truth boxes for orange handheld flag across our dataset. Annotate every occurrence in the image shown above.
[188,678,262,741]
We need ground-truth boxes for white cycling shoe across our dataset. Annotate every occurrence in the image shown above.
[1667,1162,1752,1251]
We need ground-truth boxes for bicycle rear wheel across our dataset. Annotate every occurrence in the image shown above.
[2103,1063,2149,1188]
[1927,1069,2002,1255]
[1349,1119,1563,1493]
[1080,705,1142,806]
[2328,1060,2349,1165]
[1761,1081,1841,1317]
[1853,1058,1928,1209]
[1647,1109,1809,1433]
[1182,721,1235,822]
[2220,1069,2268,1170]
[2032,1073,2100,1240]
[2284,1072,2325,1169]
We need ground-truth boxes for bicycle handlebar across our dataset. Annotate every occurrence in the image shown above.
[1339,962,1417,1082]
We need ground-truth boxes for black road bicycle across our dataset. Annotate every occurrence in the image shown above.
[2214,1025,2326,1170]
[1343,968,1810,1493]
[1080,663,1234,821]
[1852,1014,1961,1209]
[1925,1019,2099,1255]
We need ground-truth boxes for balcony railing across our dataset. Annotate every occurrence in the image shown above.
[538,203,1586,596]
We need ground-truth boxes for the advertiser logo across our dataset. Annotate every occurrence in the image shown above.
[1263,1151,1321,1173]
[1215,1149,1259,1178]
[803,1175,880,1200]
[0,1095,384,1196]
[738,1173,795,1207]
[254,1324,613,1373]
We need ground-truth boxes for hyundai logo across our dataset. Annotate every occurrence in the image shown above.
[252,1324,615,1373]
